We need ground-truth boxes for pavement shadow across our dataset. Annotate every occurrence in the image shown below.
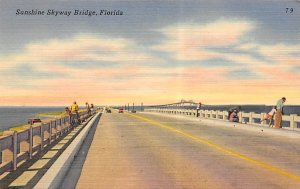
[60,114,101,189]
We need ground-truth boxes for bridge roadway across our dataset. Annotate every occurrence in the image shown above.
[62,112,300,189]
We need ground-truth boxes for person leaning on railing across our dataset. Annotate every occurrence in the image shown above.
[261,106,277,127]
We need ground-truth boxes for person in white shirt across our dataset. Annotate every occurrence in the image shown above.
[275,97,286,128]
[196,102,201,117]
[261,106,277,127]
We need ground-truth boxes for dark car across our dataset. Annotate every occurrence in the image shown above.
[28,118,42,125]
[118,108,124,113]
[106,109,112,113]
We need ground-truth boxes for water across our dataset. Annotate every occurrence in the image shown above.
[0,107,64,131]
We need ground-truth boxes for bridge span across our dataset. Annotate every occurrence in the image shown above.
[60,111,300,189]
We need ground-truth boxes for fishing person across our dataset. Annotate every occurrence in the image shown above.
[274,97,286,128]
[71,101,81,125]
[196,102,202,117]
[261,106,277,127]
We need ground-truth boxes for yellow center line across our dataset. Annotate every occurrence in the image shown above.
[125,112,300,181]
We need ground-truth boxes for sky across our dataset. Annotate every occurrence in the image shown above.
[0,0,300,106]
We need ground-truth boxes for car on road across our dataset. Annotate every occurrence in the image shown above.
[28,118,42,125]
[118,108,124,113]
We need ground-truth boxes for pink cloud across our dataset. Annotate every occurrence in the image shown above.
[156,19,255,61]
[1,25,300,105]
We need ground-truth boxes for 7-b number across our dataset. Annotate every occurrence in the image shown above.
[286,8,293,13]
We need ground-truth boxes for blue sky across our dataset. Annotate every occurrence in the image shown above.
[0,0,299,105]
[1,0,299,53]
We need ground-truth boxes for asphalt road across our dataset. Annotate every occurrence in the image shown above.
[64,112,300,189]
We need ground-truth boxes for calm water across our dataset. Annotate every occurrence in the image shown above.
[0,107,64,131]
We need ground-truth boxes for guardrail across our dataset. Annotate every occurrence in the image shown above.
[0,110,95,175]
[145,108,300,130]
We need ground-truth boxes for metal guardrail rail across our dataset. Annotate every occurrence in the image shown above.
[0,110,95,175]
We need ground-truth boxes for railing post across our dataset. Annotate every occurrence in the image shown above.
[290,114,297,129]
[59,118,62,133]
[52,120,56,139]
[40,124,44,150]
[260,113,265,125]
[56,120,61,136]
[249,112,254,124]
[64,117,67,131]
[69,116,72,129]
[49,121,52,144]
[223,111,227,120]
[60,118,63,133]
[12,131,17,170]
[205,110,208,118]
[239,112,243,123]
[29,126,33,159]
[193,109,196,116]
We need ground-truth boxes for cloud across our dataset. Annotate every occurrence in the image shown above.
[257,44,300,66]
[225,69,261,80]
[0,33,157,70]
[155,18,300,84]
[155,18,255,61]
[1,19,300,105]
[25,34,153,64]
[0,33,163,86]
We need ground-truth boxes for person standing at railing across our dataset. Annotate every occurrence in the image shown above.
[274,97,286,128]
[86,102,91,116]
[90,103,94,113]
[196,102,202,117]
[71,101,81,124]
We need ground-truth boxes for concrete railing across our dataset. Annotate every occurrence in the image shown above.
[0,110,95,175]
[145,108,300,130]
